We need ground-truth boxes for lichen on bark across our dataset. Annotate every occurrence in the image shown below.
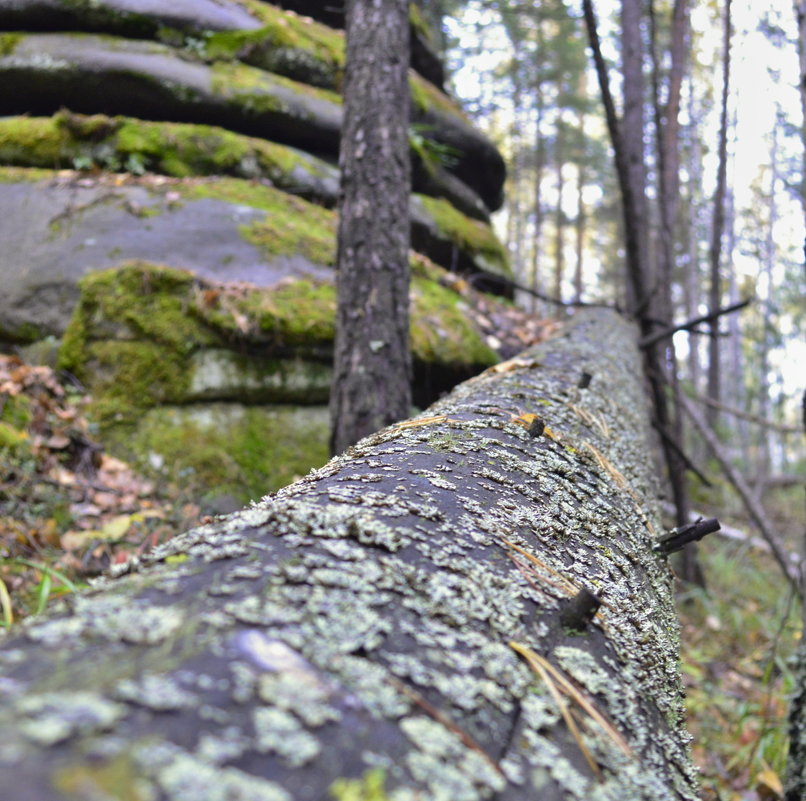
[0,309,699,800]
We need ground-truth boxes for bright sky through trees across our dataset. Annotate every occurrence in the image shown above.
[445,0,804,409]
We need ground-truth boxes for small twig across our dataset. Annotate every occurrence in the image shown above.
[386,675,504,777]
[690,392,801,434]
[560,588,603,633]
[466,273,620,311]
[653,516,721,555]
[639,298,751,349]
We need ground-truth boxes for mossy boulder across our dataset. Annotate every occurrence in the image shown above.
[0,32,343,156]
[0,0,512,507]
[56,260,498,427]
[54,260,498,502]
[0,167,506,342]
[0,0,438,91]
[0,28,503,209]
[58,261,497,400]
[0,112,340,205]
[109,402,332,509]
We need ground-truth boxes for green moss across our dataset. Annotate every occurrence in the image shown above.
[410,276,497,368]
[117,404,330,505]
[181,178,337,264]
[0,395,32,431]
[59,262,214,362]
[409,72,467,121]
[0,114,329,190]
[200,2,344,89]
[0,166,54,183]
[0,33,21,56]
[80,341,191,426]
[330,768,390,801]
[57,262,218,426]
[0,421,29,452]
[408,4,431,40]
[417,194,510,278]
[239,206,336,266]
[211,60,341,110]
[239,281,337,345]
[54,753,147,801]
[0,117,70,166]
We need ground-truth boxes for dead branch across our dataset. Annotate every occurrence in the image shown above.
[691,392,802,434]
[639,297,751,349]
[679,392,801,593]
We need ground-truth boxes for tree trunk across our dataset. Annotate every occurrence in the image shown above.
[706,0,732,430]
[795,0,806,273]
[0,309,700,801]
[329,0,411,455]
[573,138,586,304]
[581,0,648,313]
[553,120,565,304]
[620,0,651,313]
[584,0,694,579]
[530,72,546,314]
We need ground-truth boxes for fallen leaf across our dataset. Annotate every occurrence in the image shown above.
[755,768,783,801]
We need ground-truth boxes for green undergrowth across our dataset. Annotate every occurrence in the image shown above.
[113,404,330,508]
[678,534,802,800]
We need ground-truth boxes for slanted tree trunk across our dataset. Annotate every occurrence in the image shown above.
[0,310,700,801]
[329,0,411,455]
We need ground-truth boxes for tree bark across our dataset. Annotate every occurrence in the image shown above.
[329,0,411,455]
[620,0,651,313]
[706,0,732,430]
[0,309,700,801]
[553,120,565,304]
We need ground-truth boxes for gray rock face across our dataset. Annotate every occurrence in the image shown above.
[0,33,344,155]
[0,174,334,339]
[0,0,264,33]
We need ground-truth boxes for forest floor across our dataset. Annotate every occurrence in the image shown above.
[0,352,802,801]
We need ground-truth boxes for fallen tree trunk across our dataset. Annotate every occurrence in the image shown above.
[0,308,699,801]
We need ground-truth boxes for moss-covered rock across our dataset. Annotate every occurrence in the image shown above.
[109,402,331,507]
[0,168,505,343]
[0,32,343,156]
[0,28,503,209]
[412,194,511,283]
[0,113,339,204]
[198,0,345,90]
[57,260,497,422]
[55,259,499,500]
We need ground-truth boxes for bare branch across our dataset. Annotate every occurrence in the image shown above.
[639,297,751,349]
[679,392,800,593]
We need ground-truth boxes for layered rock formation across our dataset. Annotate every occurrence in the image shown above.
[0,0,512,507]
